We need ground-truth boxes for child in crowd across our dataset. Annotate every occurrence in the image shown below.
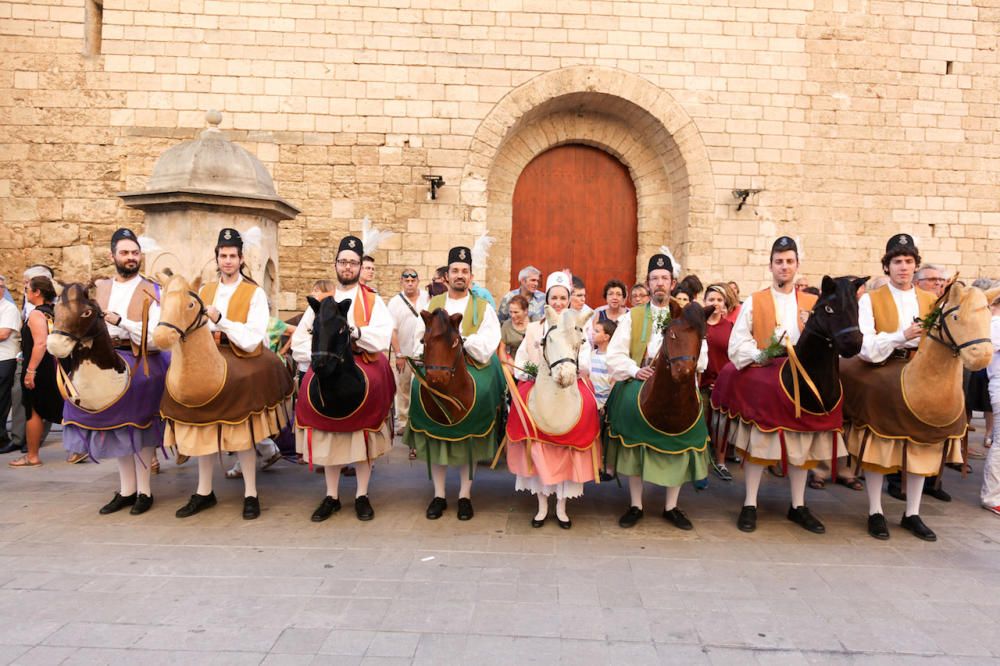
[590,319,617,410]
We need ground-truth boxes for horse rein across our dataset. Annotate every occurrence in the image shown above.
[154,290,208,342]
[926,303,990,357]
[540,323,579,372]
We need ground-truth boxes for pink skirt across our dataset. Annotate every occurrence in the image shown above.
[506,439,600,486]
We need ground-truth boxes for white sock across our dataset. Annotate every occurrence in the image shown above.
[324,465,341,499]
[628,476,643,510]
[905,472,924,517]
[664,485,681,511]
[355,460,372,497]
[555,496,569,522]
[238,448,257,497]
[743,463,764,507]
[117,454,137,496]
[788,466,808,508]
[135,447,154,496]
[431,464,447,498]
[459,465,473,500]
[196,455,214,496]
[535,493,548,521]
[866,470,884,515]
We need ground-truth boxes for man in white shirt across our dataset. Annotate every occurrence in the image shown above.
[0,294,20,452]
[291,235,395,522]
[408,245,503,521]
[175,228,274,521]
[387,268,429,437]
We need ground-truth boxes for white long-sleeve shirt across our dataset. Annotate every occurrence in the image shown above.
[207,276,269,353]
[606,304,708,381]
[105,275,161,349]
[858,283,921,364]
[412,293,500,365]
[291,285,393,371]
[728,288,802,370]
[513,319,592,382]
[387,290,430,359]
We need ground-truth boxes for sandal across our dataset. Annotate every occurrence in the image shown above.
[808,475,826,490]
[9,455,42,468]
[151,457,160,474]
[835,477,864,491]
[66,452,89,465]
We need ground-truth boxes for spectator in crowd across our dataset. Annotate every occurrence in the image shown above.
[360,255,376,289]
[672,286,693,307]
[701,283,735,480]
[7,265,54,455]
[981,288,1000,516]
[594,279,629,324]
[590,318,616,410]
[725,280,742,323]
[915,264,947,297]
[629,283,649,307]
[9,276,61,468]
[0,275,13,304]
[500,294,530,359]
[679,274,704,302]
[387,268,429,453]
[570,276,593,318]
[0,288,20,453]
[967,277,997,455]
[497,265,544,323]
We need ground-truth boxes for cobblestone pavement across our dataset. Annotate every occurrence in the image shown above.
[0,421,997,665]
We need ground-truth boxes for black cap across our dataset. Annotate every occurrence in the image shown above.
[448,246,472,267]
[771,236,798,255]
[647,254,673,274]
[110,228,138,251]
[885,233,917,254]
[216,228,243,251]
[338,235,363,258]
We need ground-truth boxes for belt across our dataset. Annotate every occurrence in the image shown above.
[212,331,231,346]
[889,348,913,361]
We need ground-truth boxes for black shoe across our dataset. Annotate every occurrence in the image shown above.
[531,517,545,528]
[99,492,137,515]
[887,483,905,501]
[0,441,22,455]
[557,518,572,530]
[923,485,952,502]
[457,498,474,521]
[130,493,153,515]
[426,496,447,520]
[662,508,693,531]
[787,505,825,534]
[737,505,757,532]
[355,495,374,521]
[618,506,644,528]
[311,496,341,522]
[867,513,890,540]
[900,514,937,542]
[175,492,217,518]
[242,496,260,520]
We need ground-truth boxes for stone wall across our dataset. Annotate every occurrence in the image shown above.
[1,0,998,311]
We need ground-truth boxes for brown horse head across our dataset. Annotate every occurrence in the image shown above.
[48,282,104,359]
[658,299,707,383]
[420,308,464,389]
[926,280,999,371]
[152,272,206,350]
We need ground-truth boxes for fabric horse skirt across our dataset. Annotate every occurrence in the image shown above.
[160,346,295,457]
[841,357,965,476]
[604,379,709,487]
[295,354,395,467]
[62,350,167,460]
[710,360,846,469]
[505,379,601,497]
[403,355,503,468]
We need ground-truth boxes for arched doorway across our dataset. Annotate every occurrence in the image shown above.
[510,144,638,305]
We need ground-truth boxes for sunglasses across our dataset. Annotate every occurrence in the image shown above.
[401,272,418,279]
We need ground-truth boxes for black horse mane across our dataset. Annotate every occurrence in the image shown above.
[677,302,707,339]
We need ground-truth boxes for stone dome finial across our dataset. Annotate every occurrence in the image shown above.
[206,109,222,128]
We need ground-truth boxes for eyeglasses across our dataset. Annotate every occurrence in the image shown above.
[401,272,418,279]
[336,259,361,268]
[918,277,945,284]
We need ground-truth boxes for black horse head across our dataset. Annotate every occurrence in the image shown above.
[308,295,353,377]
[803,275,868,358]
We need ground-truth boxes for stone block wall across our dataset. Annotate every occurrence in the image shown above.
[1,0,998,311]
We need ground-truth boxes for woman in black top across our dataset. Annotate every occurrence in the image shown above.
[10,276,61,468]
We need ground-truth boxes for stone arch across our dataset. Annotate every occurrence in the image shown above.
[461,66,714,297]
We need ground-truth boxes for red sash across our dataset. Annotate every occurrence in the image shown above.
[505,379,601,450]
[295,353,394,433]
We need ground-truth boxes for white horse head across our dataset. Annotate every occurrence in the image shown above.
[541,305,593,389]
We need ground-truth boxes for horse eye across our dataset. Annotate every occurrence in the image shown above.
[824,305,834,314]
[187,302,194,309]
[82,309,92,318]
[670,331,677,339]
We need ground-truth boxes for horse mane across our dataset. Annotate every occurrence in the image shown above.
[679,302,707,339]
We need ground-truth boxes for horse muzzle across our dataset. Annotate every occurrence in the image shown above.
[46,334,76,359]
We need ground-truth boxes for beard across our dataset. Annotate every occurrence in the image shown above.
[337,270,359,287]
[115,260,140,278]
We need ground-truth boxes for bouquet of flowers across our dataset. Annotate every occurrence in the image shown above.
[754,332,788,365]
[521,361,538,378]
[653,309,673,334]
[916,305,943,332]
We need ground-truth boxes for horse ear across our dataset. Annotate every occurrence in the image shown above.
[821,275,836,295]
[669,298,683,320]
[984,286,1000,308]
[544,305,557,326]
[853,276,869,294]
[420,310,433,326]
[190,275,202,293]
[307,296,320,313]
[155,270,172,286]
[338,298,352,316]
[449,312,464,331]
[703,304,716,321]
[578,309,594,327]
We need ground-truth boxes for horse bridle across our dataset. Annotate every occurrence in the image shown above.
[801,298,860,350]
[659,320,698,366]
[422,328,463,378]
[540,324,579,372]
[311,317,349,366]
[50,298,106,346]
[154,290,208,342]
[926,303,990,357]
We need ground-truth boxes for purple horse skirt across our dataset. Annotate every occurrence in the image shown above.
[62,351,168,460]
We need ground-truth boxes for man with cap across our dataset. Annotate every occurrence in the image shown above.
[53,229,169,514]
[606,250,709,530]
[726,236,828,534]
[847,233,950,541]
[406,245,503,521]
[291,235,395,522]
[175,228,274,520]
[387,267,429,438]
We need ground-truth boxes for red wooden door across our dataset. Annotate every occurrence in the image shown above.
[511,144,638,306]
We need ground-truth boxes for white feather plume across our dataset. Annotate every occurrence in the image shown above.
[242,226,262,249]
[794,236,805,261]
[361,216,393,255]
[658,245,682,278]
[471,233,495,273]
[137,235,159,252]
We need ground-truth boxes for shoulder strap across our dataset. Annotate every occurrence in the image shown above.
[397,292,420,317]
[628,304,651,366]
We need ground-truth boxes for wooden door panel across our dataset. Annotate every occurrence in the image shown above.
[511,144,637,306]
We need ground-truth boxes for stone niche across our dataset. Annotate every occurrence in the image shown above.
[118,111,299,308]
